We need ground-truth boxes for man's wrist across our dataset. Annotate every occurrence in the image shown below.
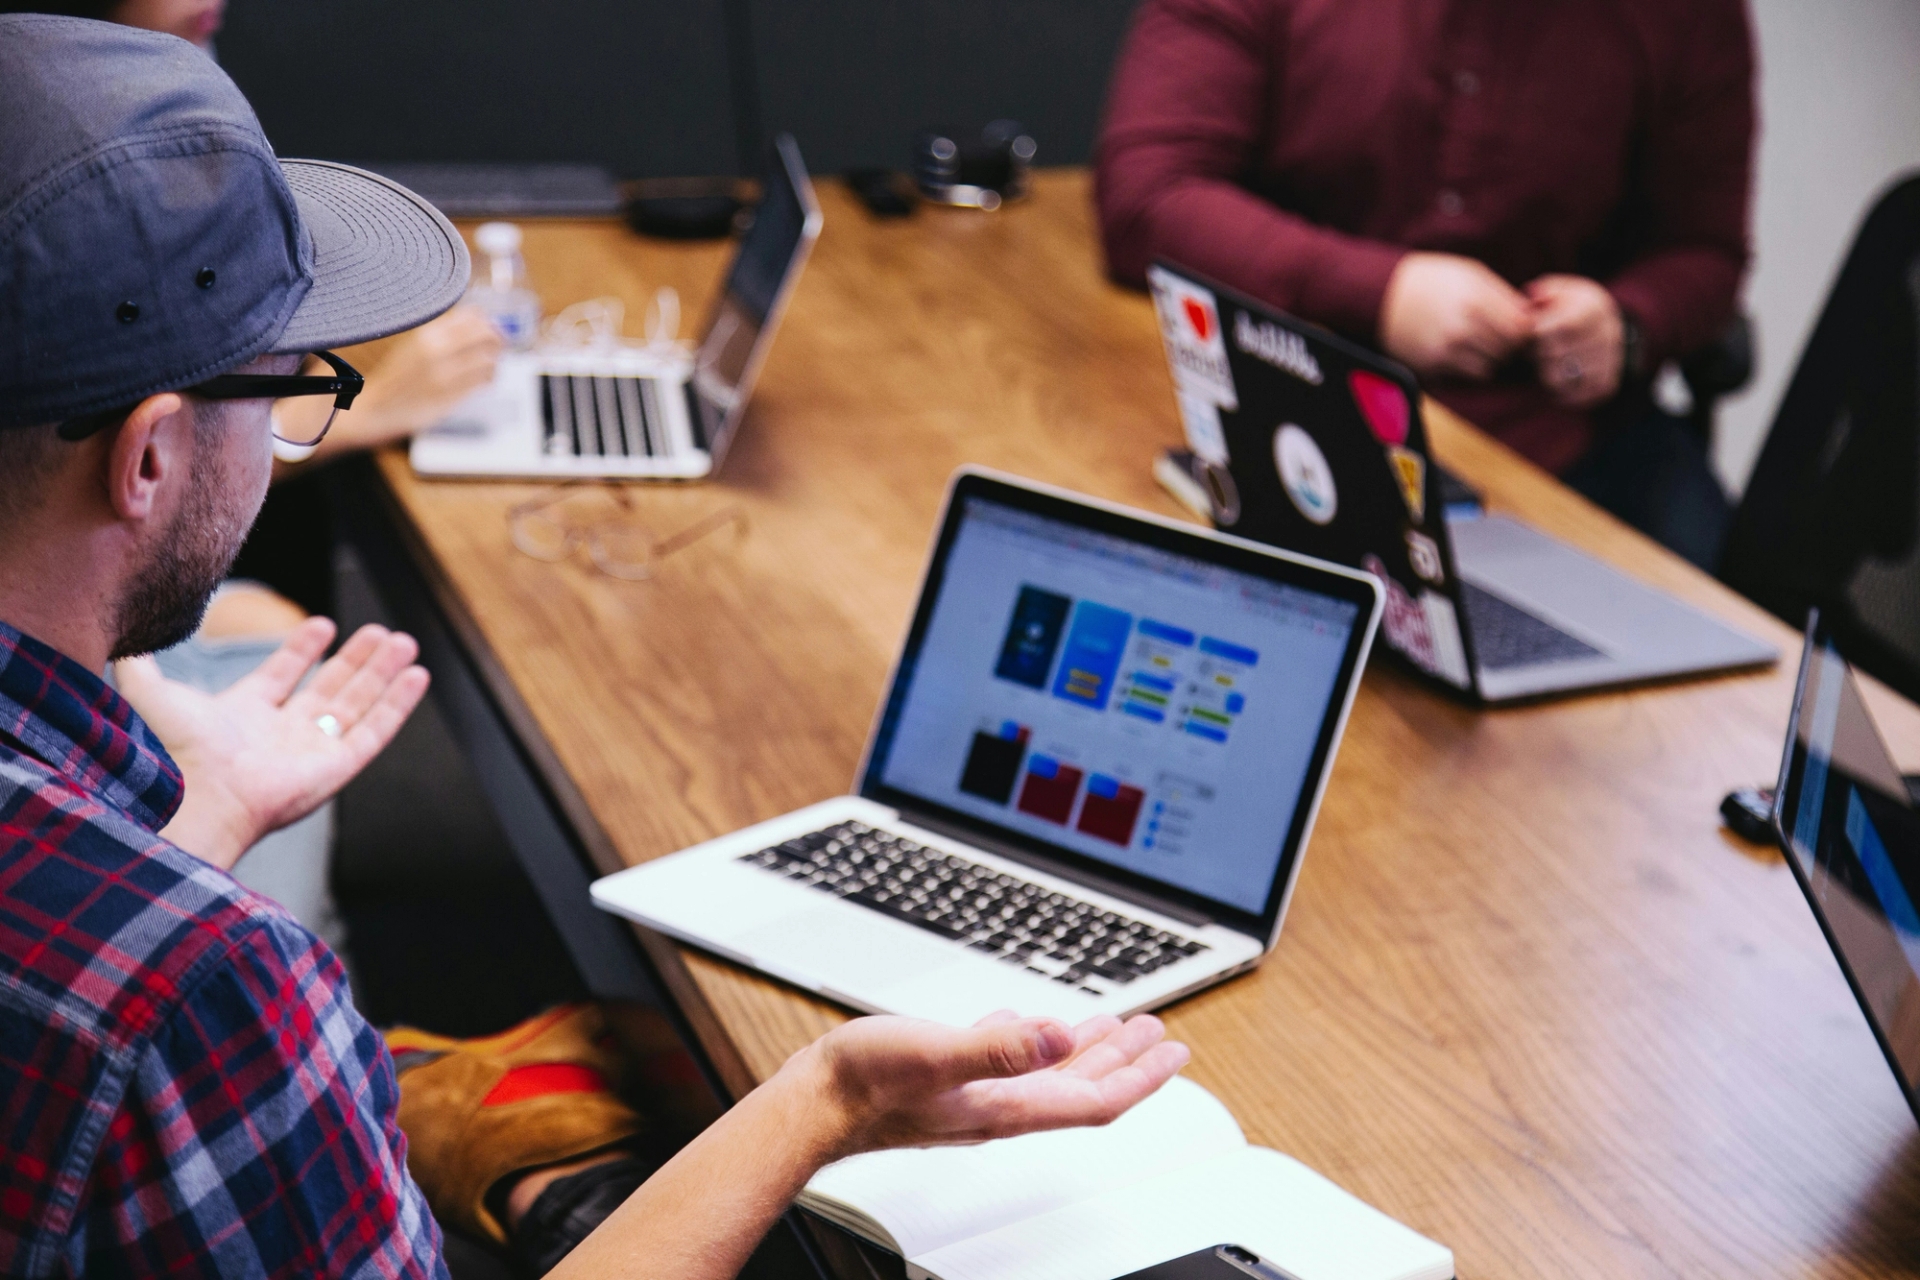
[159,786,260,871]
[767,1037,864,1168]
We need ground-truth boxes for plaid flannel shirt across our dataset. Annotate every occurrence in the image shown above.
[0,623,444,1278]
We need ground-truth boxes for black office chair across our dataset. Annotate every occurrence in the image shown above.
[1718,172,1920,703]
[1681,312,1755,445]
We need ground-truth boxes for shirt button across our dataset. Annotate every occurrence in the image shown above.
[1438,189,1465,217]
[1453,69,1480,95]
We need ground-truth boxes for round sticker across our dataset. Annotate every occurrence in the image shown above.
[1273,424,1337,525]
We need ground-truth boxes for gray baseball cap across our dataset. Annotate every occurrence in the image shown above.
[0,14,470,428]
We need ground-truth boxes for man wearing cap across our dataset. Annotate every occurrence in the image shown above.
[1,0,507,623]
[0,15,1187,1278]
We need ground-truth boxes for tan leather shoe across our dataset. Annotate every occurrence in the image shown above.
[386,1005,647,1246]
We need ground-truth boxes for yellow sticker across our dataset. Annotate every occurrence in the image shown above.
[1388,446,1425,522]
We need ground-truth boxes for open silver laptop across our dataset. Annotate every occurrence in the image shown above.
[591,469,1383,1025]
[409,134,821,481]
[1147,261,1776,703]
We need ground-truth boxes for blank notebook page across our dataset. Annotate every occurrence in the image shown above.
[909,1145,1453,1280]
[803,1076,1243,1258]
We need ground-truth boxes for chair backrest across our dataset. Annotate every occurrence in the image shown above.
[1720,173,1920,702]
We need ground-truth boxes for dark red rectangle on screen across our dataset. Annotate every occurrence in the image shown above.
[1076,781,1145,845]
[1015,757,1083,825]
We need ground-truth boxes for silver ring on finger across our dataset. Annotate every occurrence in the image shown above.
[315,713,342,739]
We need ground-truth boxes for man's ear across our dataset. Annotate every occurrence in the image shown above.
[103,393,189,523]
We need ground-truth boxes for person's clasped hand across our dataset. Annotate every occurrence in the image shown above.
[1380,251,1533,381]
[1381,254,1627,410]
[1527,274,1625,409]
[115,619,430,871]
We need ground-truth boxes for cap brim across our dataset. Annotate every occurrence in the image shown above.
[270,160,470,353]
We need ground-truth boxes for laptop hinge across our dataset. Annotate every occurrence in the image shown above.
[887,804,1215,930]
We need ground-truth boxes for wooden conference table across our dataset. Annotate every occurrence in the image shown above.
[360,171,1920,1277]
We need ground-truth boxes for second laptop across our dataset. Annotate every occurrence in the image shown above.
[1147,260,1774,703]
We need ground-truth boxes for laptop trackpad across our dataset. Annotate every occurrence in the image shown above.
[734,905,959,992]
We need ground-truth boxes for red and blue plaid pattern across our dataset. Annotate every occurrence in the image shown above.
[0,624,444,1278]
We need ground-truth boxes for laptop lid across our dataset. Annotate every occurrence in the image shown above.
[1146,260,1479,693]
[855,469,1382,944]
[1775,610,1920,1123]
[688,133,823,469]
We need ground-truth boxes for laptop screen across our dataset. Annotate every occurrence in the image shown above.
[1777,620,1920,1114]
[690,133,821,459]
[861,475,1377,929]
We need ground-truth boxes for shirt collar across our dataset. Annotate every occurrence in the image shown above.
[0,622,183,832]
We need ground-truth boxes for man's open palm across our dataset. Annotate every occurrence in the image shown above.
[116,619,429,870]
[818,1010,1191,1157]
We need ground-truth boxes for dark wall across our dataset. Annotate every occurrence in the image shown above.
[216,0,1138,177]
[218,0,738,176]
[746,0,1138,174]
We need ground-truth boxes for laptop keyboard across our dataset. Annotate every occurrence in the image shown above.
[541,373,671,458]
[1460,580,1604,671]
[737,821,1208,993]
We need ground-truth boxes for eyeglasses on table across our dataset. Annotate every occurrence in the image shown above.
[508,480,748,581]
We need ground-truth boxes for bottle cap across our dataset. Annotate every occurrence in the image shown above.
[475,221,523,256]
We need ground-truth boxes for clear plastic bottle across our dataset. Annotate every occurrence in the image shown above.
[466,221,542,349]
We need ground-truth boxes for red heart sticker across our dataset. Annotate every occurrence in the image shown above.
[1182,297,1212,342]
[1349,369,1409,445]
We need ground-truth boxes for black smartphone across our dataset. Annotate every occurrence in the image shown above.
[1114,1245,1303,1280]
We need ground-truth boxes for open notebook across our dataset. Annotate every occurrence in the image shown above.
[799,1077,1452,1280]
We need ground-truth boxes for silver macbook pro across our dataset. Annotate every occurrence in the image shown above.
[410,134,821,481]
[591,469,1383,1025]
[1146,261,1775,703]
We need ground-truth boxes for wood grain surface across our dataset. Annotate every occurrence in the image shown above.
[366,170,1920,1277]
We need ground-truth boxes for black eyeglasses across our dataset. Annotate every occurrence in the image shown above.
[57,350,364,448]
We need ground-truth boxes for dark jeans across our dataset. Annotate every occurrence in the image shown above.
[1564,408,1732,572]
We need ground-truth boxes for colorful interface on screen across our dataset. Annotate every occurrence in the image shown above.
[878,497,1360,915]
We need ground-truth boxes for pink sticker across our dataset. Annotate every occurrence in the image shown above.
[1363,554,1438,673]
[1349,369,1410,446]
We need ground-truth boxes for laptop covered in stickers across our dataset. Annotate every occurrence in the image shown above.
[1145,261,1774,703]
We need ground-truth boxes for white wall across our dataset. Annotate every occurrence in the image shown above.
[1712,0,1920,494]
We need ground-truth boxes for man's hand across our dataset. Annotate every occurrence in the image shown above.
[1527,274,1625,408]
[548,1011,1189,1280]
[798,1010,1191,1161]
[1380,251,1533,381]
[115,619,429,870]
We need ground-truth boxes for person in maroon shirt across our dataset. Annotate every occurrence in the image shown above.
[1096,0,1756,566]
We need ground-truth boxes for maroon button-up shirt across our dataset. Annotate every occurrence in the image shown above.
[1095,0,1756,472]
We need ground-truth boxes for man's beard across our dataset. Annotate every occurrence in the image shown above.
[108,427,259,660]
